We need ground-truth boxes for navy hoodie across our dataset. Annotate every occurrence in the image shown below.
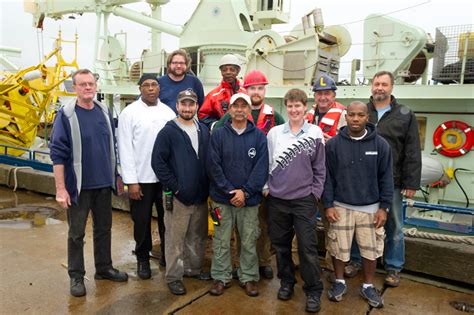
[323,123,393,210]
[207,120,269,207]
[151,119,209,206]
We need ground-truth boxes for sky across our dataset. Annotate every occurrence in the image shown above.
[1,0,473,80]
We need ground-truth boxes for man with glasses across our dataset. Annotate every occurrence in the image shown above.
[50,69,128,297]
[158,49,205,113]
[117,74,176,277]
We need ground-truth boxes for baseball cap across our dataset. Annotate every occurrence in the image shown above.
[230,93,251,106]
[177,89,198,102]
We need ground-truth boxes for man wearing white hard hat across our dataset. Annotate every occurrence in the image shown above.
[198,54,246,129]
[207,93,268,297]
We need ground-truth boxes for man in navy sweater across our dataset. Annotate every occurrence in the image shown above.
[50,69,128,298]
[323,101,393,308]
[207,93,268,297]
[158,49,205,113]
[151,89,210,295]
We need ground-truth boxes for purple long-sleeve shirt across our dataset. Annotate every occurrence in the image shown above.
[267,122,325,200]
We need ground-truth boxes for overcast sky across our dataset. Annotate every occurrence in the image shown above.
[1,0,473,80]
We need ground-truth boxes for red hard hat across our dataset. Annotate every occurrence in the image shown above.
[243,70,268,88]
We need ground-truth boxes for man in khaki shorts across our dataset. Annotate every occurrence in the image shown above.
[322,101,393,308]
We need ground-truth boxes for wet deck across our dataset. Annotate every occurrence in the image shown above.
[1,186,472,314]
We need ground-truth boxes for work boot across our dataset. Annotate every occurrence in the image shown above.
[70,278,86,297]
[168,280,186,295]
[344,261,361,278]
[137,260,151,280]
[184,271,212,281]
[232,267,239,280]
[384,270,401,287]
[277,284,294,301]
[209,280,230,296]
[306,294,321,313]
[259,266,274,279]
[95,268,128,282]
[240,281,258,297]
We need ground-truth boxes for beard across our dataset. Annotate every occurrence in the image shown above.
[251,96,263,106]
[179,113,195,120]
[373,92,389,102]
[168,67,185,77]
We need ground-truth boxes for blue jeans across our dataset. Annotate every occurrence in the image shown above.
[350,188,404,272]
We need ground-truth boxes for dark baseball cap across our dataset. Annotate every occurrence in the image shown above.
[177,89,198,103]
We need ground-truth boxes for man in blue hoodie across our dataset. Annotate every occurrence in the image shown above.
[207,93,269,297]
[151,89,210,295]
[323,101,393,308]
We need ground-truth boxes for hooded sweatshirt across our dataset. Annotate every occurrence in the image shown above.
[207,120,268,206]
[322,123,394,211]
[151,119,210,206]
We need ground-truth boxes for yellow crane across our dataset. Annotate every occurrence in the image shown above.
[0,31,79,156]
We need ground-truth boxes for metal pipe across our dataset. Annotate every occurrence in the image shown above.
[0,46,22,54]
[0,56,19,71]
[112,6,183,37]
[93,10,102,65]
[150,4,162,55]
[459,32,470,85]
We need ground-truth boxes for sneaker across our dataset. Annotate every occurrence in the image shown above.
[360,285,384,308]
[70,278,86,297]
[344,261,361,278]
[327,281,347,302]
[384,270,400,287]
[306,294,321,313]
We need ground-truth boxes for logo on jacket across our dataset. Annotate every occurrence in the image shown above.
[248,148,256,158]
[274,137,317,170]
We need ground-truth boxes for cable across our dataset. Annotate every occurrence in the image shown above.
[420,187,430,203]
[453,168,472,208]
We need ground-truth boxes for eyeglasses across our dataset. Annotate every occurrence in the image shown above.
[76,82,96,88]
[141,82,159,89]
[171,61,186,66]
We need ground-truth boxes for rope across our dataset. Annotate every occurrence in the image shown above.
[7,166,33,191]
[403,227,474,245]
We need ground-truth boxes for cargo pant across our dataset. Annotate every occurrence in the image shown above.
[211,202,260,284]
[164,198,208,283]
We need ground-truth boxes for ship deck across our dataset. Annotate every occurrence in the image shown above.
[1,186,473,314]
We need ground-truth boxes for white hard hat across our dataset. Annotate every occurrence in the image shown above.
[219,54,241,69]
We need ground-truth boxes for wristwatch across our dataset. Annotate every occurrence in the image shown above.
[244,191,250,199]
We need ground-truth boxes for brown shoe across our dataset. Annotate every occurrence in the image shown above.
[240,281,258,297]
[209,280,228,296]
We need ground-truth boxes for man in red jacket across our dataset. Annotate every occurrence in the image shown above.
[198,54,246,128]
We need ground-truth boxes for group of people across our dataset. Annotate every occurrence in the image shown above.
[50,49,421,313]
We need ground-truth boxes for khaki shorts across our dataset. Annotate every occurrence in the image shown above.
[326,206,385,262]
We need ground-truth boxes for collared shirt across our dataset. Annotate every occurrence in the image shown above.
[282,120,311,137]
[117,98,176,184]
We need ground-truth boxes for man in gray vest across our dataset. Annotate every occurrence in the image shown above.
[50,69,128,298]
